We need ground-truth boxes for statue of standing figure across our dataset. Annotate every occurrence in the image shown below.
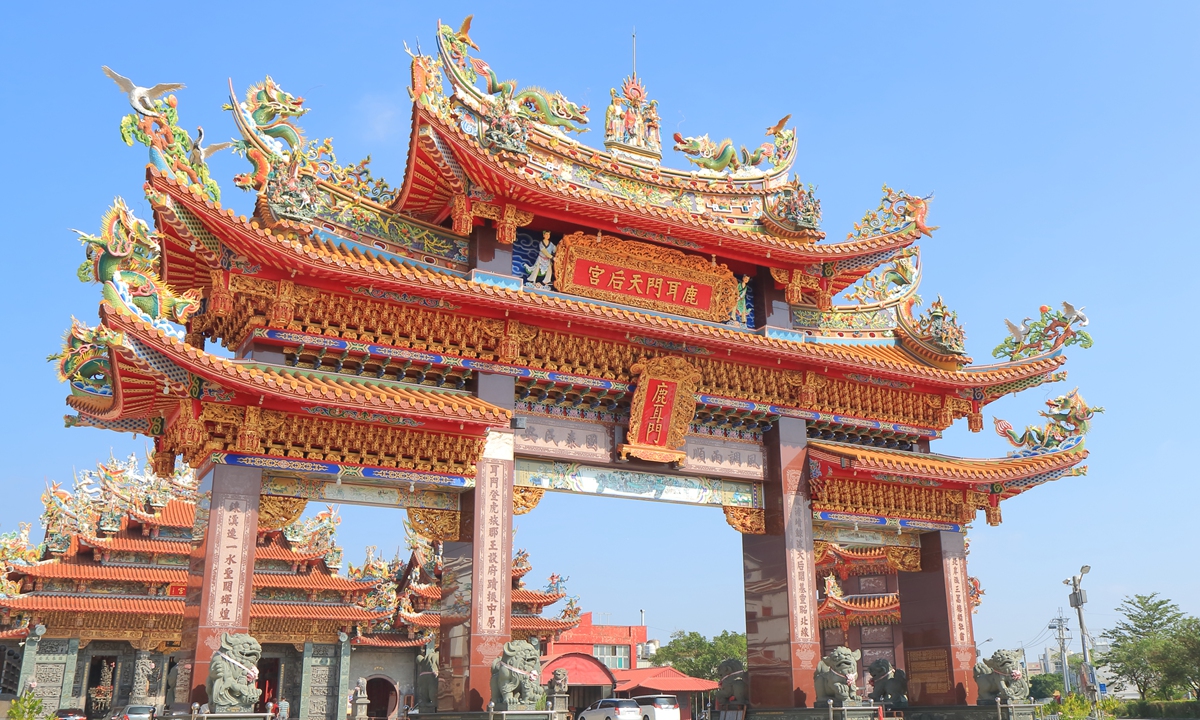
[524,231,556,287]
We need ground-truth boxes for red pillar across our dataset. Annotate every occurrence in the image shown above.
[743,417,820,708]
[897,531,977,706]
[465,428,515,710]
[187,464,261,702]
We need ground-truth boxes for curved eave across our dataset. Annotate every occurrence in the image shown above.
[100,305,510,431]
[817,594,901,615]
[65,333,178,423]
[807,440,1088,490]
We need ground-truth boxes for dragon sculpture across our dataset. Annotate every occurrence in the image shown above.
[206,633,263,712]
[74,200,201,328]
[845,246,920,305]
[471,58,589,134]
[50,319,123,397]
[672,116,794,173]
[225,77,309,191]
[992,302,1093,361]
[814,646,861,707]
[848,185,938,241]
[994,388,1103,456]
[973,649,1029,706]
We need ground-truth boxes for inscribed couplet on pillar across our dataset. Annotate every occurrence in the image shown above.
[784,468,819,670]
[618,356,702,464]
[472,430,513,664]
[206,494,254,628]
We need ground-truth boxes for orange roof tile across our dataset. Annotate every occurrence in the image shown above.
[808,441,1087,484]
[103,306,510,426]
[612,667,719,693]
[0,627,30,640]
[0,595,184,614]
[409,584,443,600]
[818,594,901,614]
[397,611,467,628]
[254,543,326,562]
[11,562,185,583]
[352,633,427,648]
[512,589,565,605]
[249,603,387,620]
[130,499,195,528]
[252,573,376,591]
[81,536,192,555]
[510,616,579,631]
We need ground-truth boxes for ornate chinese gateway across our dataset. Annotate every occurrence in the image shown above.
[25,16,1098,715]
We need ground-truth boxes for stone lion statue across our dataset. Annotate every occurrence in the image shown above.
[416,641,439,713]
[974,649,1029,705]
[546,668,569,695]
[866,658,907,708]
[490,640,543,710]
[814,646,861,707]
[206,633,263,712]
[713,658,749,710]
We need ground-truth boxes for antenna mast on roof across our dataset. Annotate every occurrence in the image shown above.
[632,27,637,78]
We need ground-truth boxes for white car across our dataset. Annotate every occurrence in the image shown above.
[633,695,680,720]
[578,699,642,720]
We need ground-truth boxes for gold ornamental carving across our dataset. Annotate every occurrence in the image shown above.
[258,495,308,531]
[407,507,461,541]
[618,356,702,464]
[723,506,766,535]
[770,267,831,310]
[884,546,921,573]
[553,232,738,322]
[513,487,545,515]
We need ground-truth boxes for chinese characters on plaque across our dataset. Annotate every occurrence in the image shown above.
[618,356,702,464]
[474,454,510,636]
[207,496,252,626]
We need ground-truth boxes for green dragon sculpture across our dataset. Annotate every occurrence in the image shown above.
[993,388,1103,456]
[672,133,774,173]
[469,57,589,133]
[225,77,309,191]
[74,199,201,327]
[48,319,123,396]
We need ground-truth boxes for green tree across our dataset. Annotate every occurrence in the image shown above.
[1098,593,1185,699]
[1028,673,1064,700]
[7,690,45,720]
[651,630,746,680]
[1158,616,1200,698]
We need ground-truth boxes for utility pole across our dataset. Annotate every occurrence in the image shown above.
[1066,565,1099,716]
[1049,610,1072,694]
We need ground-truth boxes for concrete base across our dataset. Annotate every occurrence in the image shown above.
[414,713,553,720]
[901,705,1038,720]
[746,708,879,720]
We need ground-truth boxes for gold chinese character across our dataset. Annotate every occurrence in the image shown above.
[629,274,645,293]
[682,285,699,305]
[607,270,626,290]
[652,385,669,404]
[666,281,680,300]
[587,265,605,286]
[646,277,663,297]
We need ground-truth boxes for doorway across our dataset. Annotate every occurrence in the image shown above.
[85,657,117,720]
[366,677,397,719]
[255,658,281,713]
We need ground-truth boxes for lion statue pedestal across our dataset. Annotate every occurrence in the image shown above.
[974,649,1030,706]
[206,633,263,713]
[814,647,861,708]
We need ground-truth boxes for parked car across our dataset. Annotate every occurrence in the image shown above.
[578,698,642,720]
[110,705,156,720]
[54,709,87,720]
[633,695,680,720]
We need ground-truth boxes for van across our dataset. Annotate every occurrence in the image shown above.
[633,695,680,720]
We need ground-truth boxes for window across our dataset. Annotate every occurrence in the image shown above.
[594,644,631,669]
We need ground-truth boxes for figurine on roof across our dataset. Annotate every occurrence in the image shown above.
[605,76,661,161]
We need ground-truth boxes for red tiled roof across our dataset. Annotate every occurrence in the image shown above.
[80,536,192,555]
[0,595,184,614]
[130,499,195,528]
[254,544,326,562]
[612,667,719,693]
[541,653,617,687]
[512,589,565,605]
[252,574,376,591]
[510,616,579,631]
[249,602,387,620]
[352,633,426,648]
[0,627,30,640]
[409,584,443,600]
[11,562,185,582]
[807,441,1088,485]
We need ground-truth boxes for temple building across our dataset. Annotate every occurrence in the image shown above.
[44,15,1100,714]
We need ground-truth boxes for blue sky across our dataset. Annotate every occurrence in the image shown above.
[2,1,1198,657]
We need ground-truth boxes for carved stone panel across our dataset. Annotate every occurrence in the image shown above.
[35,663,65,685]
[39,640,70,656]
[310,666,332,685]
[514,416,611,462]
[682,434,764,480]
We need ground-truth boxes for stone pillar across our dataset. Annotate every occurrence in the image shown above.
[465,428,515,710]
[131,650,153,704]
[60,639,80,710]
[298,642,314,720]
[336,635,352,720]
[742,417,820,708]
[17,624,42,694]
[897,532,977,706]
[189,464,262,701]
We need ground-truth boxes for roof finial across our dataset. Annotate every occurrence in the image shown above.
[632,27,637,78]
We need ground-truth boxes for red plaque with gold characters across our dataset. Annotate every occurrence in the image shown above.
[618,356,702,463]
[553,232,738,322]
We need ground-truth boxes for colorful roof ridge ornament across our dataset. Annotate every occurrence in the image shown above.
[604,75,662,163]
[672,115,795,176]
[993,388,1103,458]
[992,302,1093,361]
